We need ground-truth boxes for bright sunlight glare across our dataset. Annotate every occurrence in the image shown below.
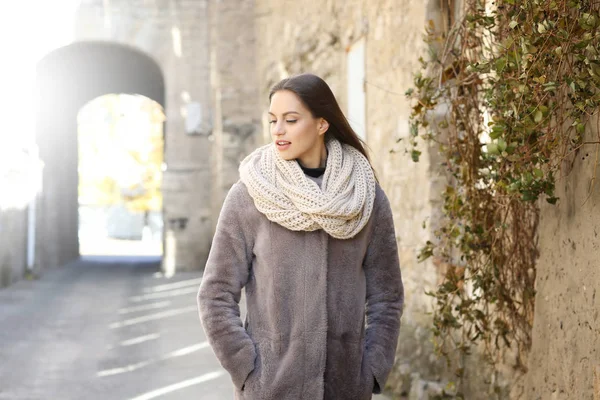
[0,1,79,210]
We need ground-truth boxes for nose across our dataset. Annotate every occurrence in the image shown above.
[273,122,285,136]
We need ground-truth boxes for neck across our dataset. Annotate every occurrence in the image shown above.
[298,142,327,169]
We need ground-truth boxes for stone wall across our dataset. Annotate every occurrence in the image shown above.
[208,0,261,230]
[525,121,600,400]
[0,209,28,288]
[29,0,260,274]
[0,145,39,287]
[73,0,214,271]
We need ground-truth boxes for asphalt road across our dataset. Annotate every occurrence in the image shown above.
[0,256,391,400]
[0,256,231,400]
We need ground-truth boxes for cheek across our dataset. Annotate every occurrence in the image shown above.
[294,122,318,139]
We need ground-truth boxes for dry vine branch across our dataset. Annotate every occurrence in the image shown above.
[406,0,600,397]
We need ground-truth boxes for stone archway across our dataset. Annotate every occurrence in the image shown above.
[35,41,165,269]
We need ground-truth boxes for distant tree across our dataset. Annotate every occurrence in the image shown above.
[78,93,164,215]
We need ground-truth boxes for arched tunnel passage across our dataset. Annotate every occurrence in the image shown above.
[35,41,165,269]
[77,93,165,257]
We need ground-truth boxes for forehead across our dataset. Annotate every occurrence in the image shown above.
[269,90,307,114]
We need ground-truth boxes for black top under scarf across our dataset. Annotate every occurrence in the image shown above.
[299,163,326,178]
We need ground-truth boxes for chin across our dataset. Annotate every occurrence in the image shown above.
[279,153,295,161]
[275,147,296,160]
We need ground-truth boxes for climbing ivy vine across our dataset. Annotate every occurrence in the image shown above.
[406,0,600,394]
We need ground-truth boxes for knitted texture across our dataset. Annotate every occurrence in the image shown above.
[239,139,376,239]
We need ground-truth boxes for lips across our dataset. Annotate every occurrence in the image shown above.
[276,140,291,150]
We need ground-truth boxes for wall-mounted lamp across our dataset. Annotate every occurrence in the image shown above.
[168,217,189,231]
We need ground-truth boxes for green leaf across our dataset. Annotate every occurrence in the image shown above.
[570,81,577,91]
[509,20,518,29]
[410,122,419,137]
[579,13,598,30]
[418,241,435,261]
[534,110,543,123]
[411,149,422,162]
[486,143,499,155]
[490,124,505,139]
[537,23,546,34]
[495,57,507,72]
[554,46,563,56]
[497,139,507,152]
[521,191,536,202]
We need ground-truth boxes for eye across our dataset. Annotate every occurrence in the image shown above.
[268,120,276,124]
[286,120,297,124]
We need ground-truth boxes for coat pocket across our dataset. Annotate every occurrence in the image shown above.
[324,336,373,400]
[241,336,305,400]
[240,339,265,397]
[361,349,376,398]
[241,359,259,393]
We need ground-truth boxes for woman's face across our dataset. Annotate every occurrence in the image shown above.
[268,90,329,168]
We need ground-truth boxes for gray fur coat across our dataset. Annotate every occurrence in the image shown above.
[197,178,404,400]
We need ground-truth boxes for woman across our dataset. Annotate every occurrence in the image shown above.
[197,73,403,400]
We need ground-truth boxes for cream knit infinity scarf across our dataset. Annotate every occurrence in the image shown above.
[239,138,376,239]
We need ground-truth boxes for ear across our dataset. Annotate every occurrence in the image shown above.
[318,118,330,136]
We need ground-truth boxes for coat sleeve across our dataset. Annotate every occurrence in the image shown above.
[197,182,256,390]
[363,186,404,394]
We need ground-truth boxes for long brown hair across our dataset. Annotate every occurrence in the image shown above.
[269,73,374,167]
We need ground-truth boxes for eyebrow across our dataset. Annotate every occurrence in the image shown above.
[268,111,300,117]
